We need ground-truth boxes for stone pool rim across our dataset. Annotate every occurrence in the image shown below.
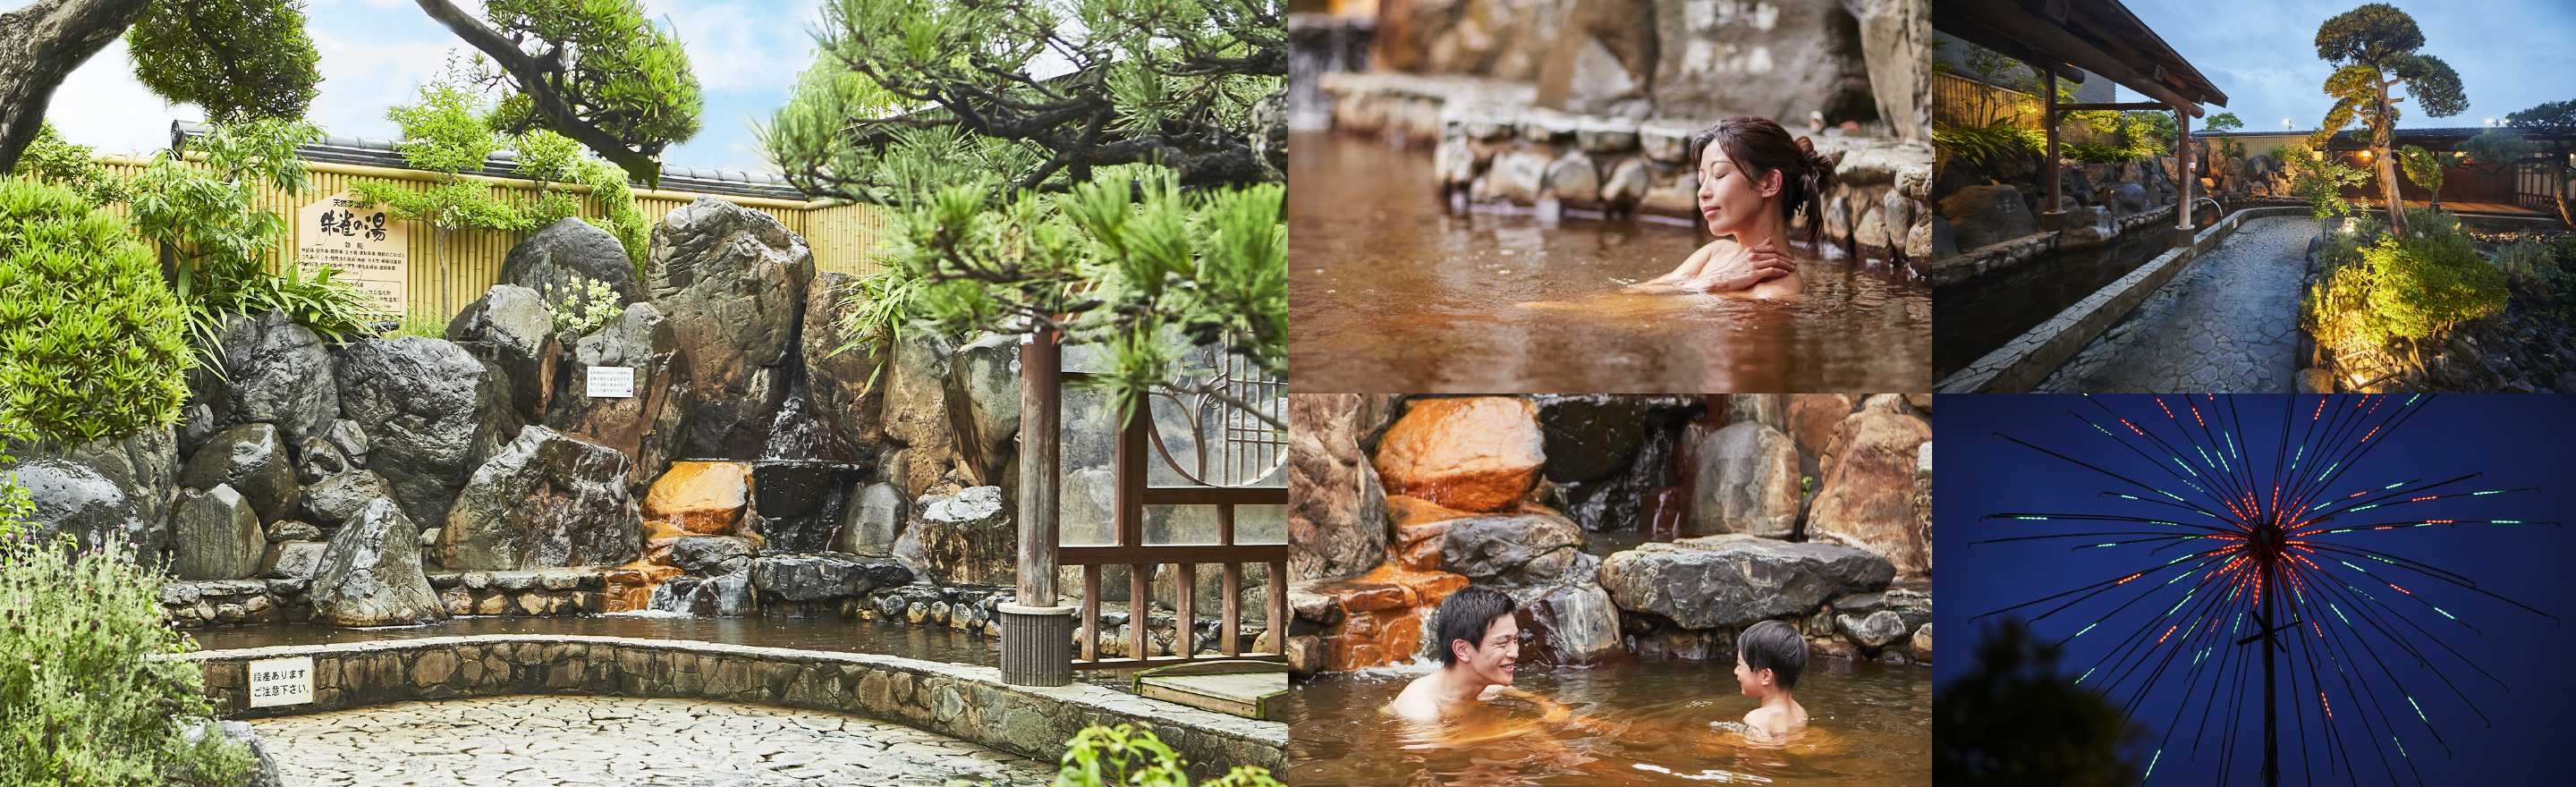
[164,633,1286,779]
[1936,206,2315,394]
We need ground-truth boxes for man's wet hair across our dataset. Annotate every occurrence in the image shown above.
[1738,620,1808,690]
[1432,586,1517,667]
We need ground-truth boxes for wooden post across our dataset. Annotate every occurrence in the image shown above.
[1016,330,1062,607]
[2041,63,2063,231]
[2177,106,2196,247]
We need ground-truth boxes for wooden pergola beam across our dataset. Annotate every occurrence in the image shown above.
[1934,0,2227,117]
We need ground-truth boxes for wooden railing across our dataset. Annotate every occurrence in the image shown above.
[1062,406,1287,669]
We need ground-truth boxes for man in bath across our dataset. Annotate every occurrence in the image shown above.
[1389,585,1523,722]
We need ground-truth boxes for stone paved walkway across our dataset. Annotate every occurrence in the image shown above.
[250,695,1057,787]
[2038,216,2316,393]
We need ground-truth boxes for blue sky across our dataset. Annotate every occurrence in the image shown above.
[20,0,827,173]
[1938,395,2576,783]
[2114,0,2576,132]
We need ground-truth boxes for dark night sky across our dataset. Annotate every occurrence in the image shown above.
[1936,395,2576,784]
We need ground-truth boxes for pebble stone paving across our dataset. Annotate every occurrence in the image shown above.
[249,695,1059,787]
[2037,216,2317,393]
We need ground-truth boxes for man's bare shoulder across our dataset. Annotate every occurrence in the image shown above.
[1386,673,1447,721]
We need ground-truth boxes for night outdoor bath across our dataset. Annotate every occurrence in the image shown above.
[1286,395,1935,785]
[1289,1,1936,393]
[0,1,1293,784]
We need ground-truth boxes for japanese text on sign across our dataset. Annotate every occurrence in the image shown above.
[247,656,314,708]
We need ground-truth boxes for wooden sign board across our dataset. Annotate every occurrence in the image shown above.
[247,656,314,708]
[297,190,408,317]
[587,367,636,398]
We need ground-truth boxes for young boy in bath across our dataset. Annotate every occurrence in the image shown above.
[1733,620,1812,741]
[1637,116,1843,299]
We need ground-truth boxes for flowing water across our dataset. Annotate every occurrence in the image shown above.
[1284,657,1931,786]
[1289,133,1933,393]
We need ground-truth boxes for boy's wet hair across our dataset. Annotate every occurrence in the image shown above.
[1432,586,1517,667]
[1739,620,1809,690]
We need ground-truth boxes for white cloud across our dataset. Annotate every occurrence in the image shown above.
[307,30,458,140]
[650,1,825,93]
[42,38,191,157]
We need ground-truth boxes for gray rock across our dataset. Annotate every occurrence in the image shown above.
[946,333,1021,487]
[1832,588,1933,633]
[307,498,448,626]
[750,554,913,601]
[1690,422,1801,537]
[1546,149,1601,202]
[266,520,322,542]
[882,328,961,499]
[171,485,264,580]
[9,457,151,557]
[1602,157,1652,207]
[338,337,490,529]
[1597,534,1895,629]
[647,197,814,458]
[1513,581,1623,664]
[670,535,756,576]
[654,570,758,616]
[259,540,328,580]
[210,310,339,445]
[435,426,641,571]
[1650,0,1873,127]
[2057,206,2119,250]
[51,427,181,546]
[300,469,393,529]
[1838,610,1911,647]
[1911,622,1934,661]
[832,481,905,556]
[2111,182,2150,214]
[292,437,346,486]
[1434,135,1479,186]
[893,486,1014,586]
[177,402,216,457]
[801,272,888,463]
[547,302,691,495]
[1439,512,1596,585]
[1287,394,1389,580]
[445,283,559,422]
[1936,184,2038,250]
[325,419,369,463]
[179,423,300,524]
[1487,148,1551,206]
[498,216,645,305]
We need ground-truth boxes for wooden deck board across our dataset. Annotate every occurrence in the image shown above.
[1134,664,1287,720]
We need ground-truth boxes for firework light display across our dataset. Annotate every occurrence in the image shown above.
[1937,394,2575,785]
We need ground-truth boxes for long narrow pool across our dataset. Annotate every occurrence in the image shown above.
[1290,133,1932,393]
[1934,229,2176,380]
[1284,657,1931,786]
[186,614,999,665]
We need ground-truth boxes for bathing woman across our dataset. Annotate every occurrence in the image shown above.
[1636,116,1842,298]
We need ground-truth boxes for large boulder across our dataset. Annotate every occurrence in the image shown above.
[445,284,559,422]
[1373,397,1546,513]
[2057,206,2119,250]
[1511,580,1623,664]
[170,485,264,580]
[642,461,750,535]
[1936,183,2038,250]
[547,302,691,495]
[306,498,448,626]
[1288,394,1390,580]
[882,330,962,500]
[1810,407,1936,575]
[893,486,1014,586]
[646,197,814,458]
[338,337,491,529]
[1651,0,1877,129]
[946,333,1021,487]
[750,554,913,601]
[832,481,905,556]
[670,536,757,576]
[436,426,641,571]
[51,427,181,540]
[1786,394,1856,460]
[1438,512,1595,586]
[178,423,300,524]
[498,216,645,305]
[1597,534,1894,629]
[1856,0,1930,141]
[1687,421,1801,537]
[1531,394,1692,484]
[9,457,152,556]
[300,469,393,529]
[799,272,888,461]
[208,310,339,445]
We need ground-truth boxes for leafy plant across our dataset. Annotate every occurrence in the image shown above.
[124,0,320,123]
[0,520,253,786]
[946,724,1281,787]
[2395,144,2449,209]
[352,71,534,317]
[12,123,129,206]
[1934,116,2046,166]
[2493,240,2560,295]
[569,157,650,278]
[388,307,453,340]
[550,275,624,336]
[2281,141,2372,220]
[0,180,195,451]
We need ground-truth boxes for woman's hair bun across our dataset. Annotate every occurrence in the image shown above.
[1795,136,1840,173]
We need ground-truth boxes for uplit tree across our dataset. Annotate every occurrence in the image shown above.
[2310,3,2467,238]
[2395,143,2447,210]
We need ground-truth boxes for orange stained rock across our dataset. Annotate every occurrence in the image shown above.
[1330,606,1427,672]
[643,461,751,534]
[1372,397,1546,513]
[1395,522,1452,571]
[599,561,683,614]
[1358,563,1470,608]
[1386,495,1475,528]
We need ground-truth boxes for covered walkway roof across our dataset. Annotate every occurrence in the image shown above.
[1933,0,2227,115]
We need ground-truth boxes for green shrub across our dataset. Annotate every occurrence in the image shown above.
[945,723,1281,787]
[0,180,196,449]
[0,477,254,785]
[2402,206,2460,241]
[2494,241,2560,294]
[551,275,625,336]
[387,306,451,340]
[2361,233,2508,341]
[1934,117,2045,166]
